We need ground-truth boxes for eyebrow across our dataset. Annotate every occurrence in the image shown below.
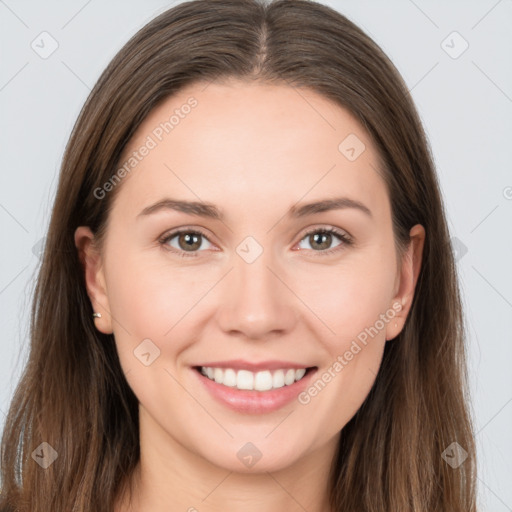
[137,196,373,220]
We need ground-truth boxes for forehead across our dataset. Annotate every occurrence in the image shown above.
[113,79,389,223]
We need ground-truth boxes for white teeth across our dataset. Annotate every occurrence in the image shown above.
[284,369,295,386]
[237,370,254,390]
[214,368,223,384]
[199,366,309,391]
[254,370,273,391]
[272,370,285,388]
[295,368,306,381]
[223,368,237,387]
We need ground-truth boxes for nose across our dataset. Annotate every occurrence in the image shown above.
[215,248,298,340]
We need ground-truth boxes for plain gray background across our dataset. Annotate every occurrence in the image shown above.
[1,0,511,509]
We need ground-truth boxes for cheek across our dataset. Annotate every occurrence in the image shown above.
[292,254,394,432]
[298,314,387,439]
[105,251,205,337]
[293,255,396,347]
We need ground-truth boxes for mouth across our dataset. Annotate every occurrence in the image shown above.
[193,365,315,391]
[192,362,318,414]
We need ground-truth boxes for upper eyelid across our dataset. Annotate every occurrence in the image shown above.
[301,225,351,239]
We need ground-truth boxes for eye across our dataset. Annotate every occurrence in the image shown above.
[159,228,214,257]
[296,227,353,256]
[159,226,353,258]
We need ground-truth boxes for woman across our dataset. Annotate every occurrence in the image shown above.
[0,0,477,510]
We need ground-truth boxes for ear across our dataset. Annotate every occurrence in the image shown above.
[386,224,425,341]
[74,226,113,334]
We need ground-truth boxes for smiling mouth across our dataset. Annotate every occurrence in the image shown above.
[193,366,316,392]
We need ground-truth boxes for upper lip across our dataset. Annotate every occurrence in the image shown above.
[194,359,316,371]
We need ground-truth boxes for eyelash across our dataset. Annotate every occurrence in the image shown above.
[158,226,353,258]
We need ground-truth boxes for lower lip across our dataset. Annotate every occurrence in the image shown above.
[194,368,317,414]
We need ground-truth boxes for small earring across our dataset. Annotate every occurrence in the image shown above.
[92,312,102,318]
[394,322,398,328]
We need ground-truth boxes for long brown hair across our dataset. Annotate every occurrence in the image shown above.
[0,0,477,510]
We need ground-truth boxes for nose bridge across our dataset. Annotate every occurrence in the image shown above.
[216,240,297,339]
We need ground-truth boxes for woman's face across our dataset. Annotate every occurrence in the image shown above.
[76,79,424,473]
